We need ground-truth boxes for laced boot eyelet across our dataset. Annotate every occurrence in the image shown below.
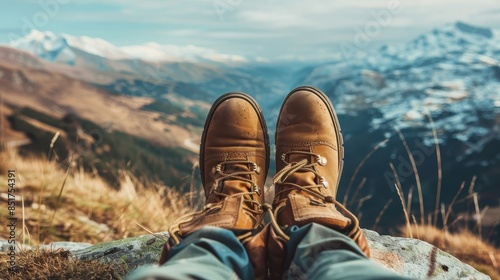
[252,163,261,174]
[252,183,261,196]
[257,204,263,212]
[210,181,219,194]
[319,176,329,188]
[212,164,222,175]
[317,155,328,166]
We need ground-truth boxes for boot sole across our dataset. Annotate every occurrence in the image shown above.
[200,92,270,187]
[276,86,344,187]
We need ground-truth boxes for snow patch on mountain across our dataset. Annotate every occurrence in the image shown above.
[9,30,248,64]
[121,43,247,63]
[300,22,500,147]
[11,30,129,64]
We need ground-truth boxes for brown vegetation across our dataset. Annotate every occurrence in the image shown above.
[0,50,203,153]
[402,224,499,279]
[0,249,119,280]
[0,149,195,245]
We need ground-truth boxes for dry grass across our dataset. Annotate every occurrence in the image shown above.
[0,148,195,245]
[0,249,120,280]
[343,138,389,206]
[389,125,499,279]
[394,126,425,226]
[401,224,500,279]
[347,119,500,279]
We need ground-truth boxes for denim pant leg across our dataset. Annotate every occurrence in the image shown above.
[127,226,253,280]
[283,223,413,280]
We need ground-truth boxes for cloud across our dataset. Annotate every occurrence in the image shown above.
[238,10,309,28]
[2,0,500,59]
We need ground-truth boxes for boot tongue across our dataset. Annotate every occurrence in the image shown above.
[207,162,253,204]
[287,151,317,186]
[277,150,324,199]
[222,162,253,195]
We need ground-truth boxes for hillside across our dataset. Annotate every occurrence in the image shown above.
[0,47,205,151]
[6,105,197,187]
[1,21,499,244]
[0,49,206,188]
[0,149,196,244]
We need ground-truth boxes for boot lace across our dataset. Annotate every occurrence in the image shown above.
[169,160,263,244]
[268,151,363,242]
[273,150,330,203]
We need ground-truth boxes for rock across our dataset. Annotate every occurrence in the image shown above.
[71,232,169,276]
[0,240,32,252]
[0,230,490,279]
[364,230,490,279]
[41,241,92,251]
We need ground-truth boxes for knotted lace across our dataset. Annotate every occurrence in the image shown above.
[270,151,363,242]
[168,160,263,244]
[273,150,330,203]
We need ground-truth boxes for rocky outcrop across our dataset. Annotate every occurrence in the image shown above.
[72,232,169,275]
[364,230,489,279]
[0,230,489,279]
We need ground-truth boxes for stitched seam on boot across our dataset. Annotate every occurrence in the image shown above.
[290,195,350,222]
[179,196,243,233]
[277,141,338,150]
[179,214,237,233]
[204,151,267,161]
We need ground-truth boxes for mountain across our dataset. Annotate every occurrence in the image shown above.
[11,29,248,64]
[299,21,500,144]
[9,30,292,105]
[295,22,500,241]
[2,22,499,242]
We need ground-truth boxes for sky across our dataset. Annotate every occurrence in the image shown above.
[2,0,500,61]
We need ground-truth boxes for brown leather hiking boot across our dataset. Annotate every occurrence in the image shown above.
[167,92,269,245]
[271,86,370,257]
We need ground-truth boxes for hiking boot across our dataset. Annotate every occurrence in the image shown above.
[272,86,370,256]
[168,92,269,245]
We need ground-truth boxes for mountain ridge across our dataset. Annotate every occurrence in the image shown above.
[2,21,499,243]
[10,29,249,65]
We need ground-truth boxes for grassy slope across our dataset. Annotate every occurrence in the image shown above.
[5,105,198,189]
[140,99,206,128]
[0,59,202,155]
[0,149,197,244]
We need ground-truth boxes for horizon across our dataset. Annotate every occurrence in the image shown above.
[4,20,498,65]
[2,0,500,61]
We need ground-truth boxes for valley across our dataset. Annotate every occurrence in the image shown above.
[1,21,499,243]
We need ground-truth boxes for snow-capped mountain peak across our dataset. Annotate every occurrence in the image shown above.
[381,22,498,67]
[9,29,248,65]
[120,43,247,63]
[300,21,500,148]
[11,30,130,64]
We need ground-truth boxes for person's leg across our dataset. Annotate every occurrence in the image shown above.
[272,86,371,256]
[270,87,408,279]
[128,92,270,280]
[127,227,250,280]
[283,223,411,280]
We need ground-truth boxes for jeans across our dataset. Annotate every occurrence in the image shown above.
[127,223,411,280]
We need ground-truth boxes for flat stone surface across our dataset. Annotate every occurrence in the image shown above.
[365,229,490,280]
[0,230,490,279]
[71,232,169,276]
[41,241,92,252]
